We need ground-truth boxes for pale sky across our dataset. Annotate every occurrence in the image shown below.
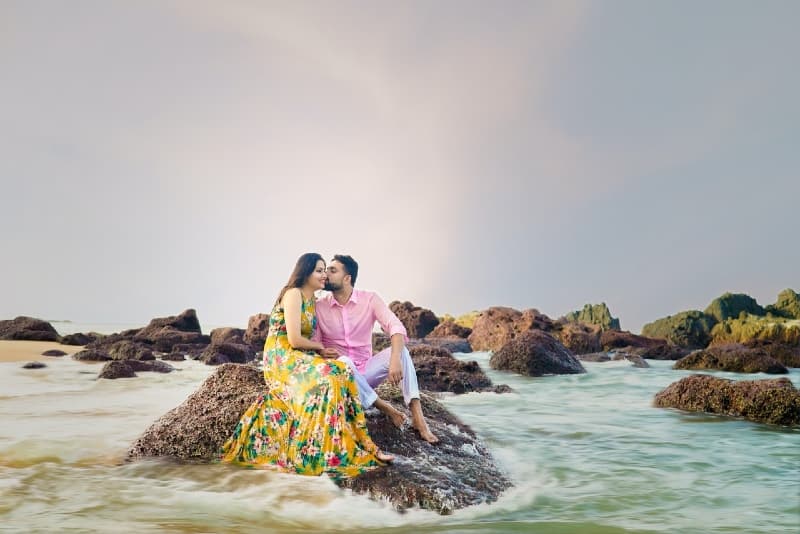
[1,0,798,333]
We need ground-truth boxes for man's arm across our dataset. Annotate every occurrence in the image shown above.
[371,293,408,385]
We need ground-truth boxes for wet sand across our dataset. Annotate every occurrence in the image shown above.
[0,340,83,363]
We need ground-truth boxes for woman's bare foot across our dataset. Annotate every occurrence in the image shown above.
[413,422,440,444]
[375,449,395,463]
[410,398,440,444]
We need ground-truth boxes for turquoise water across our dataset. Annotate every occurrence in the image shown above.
[1,323,798,533]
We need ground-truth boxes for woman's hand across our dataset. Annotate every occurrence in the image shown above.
[319,347,340,359]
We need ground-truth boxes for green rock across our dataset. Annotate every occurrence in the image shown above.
[704,292,765,322]
[641,310,717,349]
[765,288,800,319]
[564,303,620,331]
[710,315,800,346]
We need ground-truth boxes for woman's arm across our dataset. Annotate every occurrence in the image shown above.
[282,288,325,352]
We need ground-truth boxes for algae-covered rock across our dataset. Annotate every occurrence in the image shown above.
[704,292,765,322]
[654,374,800,426]
[765,288,800,320]
[489,330,586,376]
[641,310,717,349]
[126,364,512,514]
[710,316,800,346]
[673,344,788,374]
[564,303,620,331]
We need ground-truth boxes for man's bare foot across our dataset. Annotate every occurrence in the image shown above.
[374,398,408,429]
[375,449,395,463]
[413,422,439,444]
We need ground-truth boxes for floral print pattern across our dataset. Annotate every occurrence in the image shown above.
[220,295,382,477]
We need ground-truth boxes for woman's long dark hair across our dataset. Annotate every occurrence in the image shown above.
[275,252,324,306]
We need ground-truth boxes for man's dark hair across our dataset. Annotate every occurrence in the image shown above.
[332,254,359,286]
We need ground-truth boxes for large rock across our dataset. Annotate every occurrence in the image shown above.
[0,316,60,341]
[765,288,800,319]
[210,327,246,346]
[107,340,155,361]
[409,344,508,394]
[244,313,270,350]
[673,344,788,374]
[563,303,620,331]
[132,309,209,352]
[489,330,586,376]
[389,301,440,339]
[126,364,512,514]
[556,321,602,355]
[428,319,471,339]
[654,374,800,426]
[468,307,555,352]
[641,310,718,349]
[704,292,765,322]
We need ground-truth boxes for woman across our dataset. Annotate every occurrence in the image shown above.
[220,253,393,477]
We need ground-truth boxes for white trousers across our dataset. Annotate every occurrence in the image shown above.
[338,346,421,408]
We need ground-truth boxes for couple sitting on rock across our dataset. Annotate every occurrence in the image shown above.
[220,253,438,477]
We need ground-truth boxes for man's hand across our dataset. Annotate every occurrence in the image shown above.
[388,355,403,385]
[320,347,340,359]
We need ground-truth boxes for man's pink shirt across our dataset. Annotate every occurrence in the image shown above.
[314,289,408,372]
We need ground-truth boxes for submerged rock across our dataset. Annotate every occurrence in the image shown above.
[22,361,46,369]
[409,344,508,394]
[654,374,800,426]
[99,360,175,379]
[41,349,67,357]
[126,364,512,514]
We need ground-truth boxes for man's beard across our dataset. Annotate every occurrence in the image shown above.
[324,281,342,291]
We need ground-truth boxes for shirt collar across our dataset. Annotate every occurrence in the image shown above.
[331,288,358,307]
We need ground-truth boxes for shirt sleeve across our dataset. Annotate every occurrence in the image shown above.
[371,292,408,341]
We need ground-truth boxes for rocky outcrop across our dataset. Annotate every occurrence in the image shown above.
[107,340,155,361]
[641,310,718,349]
[244,313,270,350]
[98,360,175,379]
[389,301,440,339]
[126,364,512,514]
[563,303,620,331]
[704,292,765,322]
[409,344,508,394]
[673,344,788,374]
[765,288,800,319]
[199,342,255,365]
[60,332,103,346]
[654,374,800,426]
[600,330,665,351]
[467,307,555,352]
[131,309,208,352]
[0,317,59,341]
[709,316,800,346]
[489,330,586,376]
[556,321,602,355]
[428,319,471,339]
[210,327,246,346]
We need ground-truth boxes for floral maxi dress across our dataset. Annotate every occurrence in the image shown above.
[220,295,383,477]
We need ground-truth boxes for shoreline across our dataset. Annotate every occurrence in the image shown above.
[0,340,83,363]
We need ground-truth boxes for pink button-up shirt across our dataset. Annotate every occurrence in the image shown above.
[314,289,408,372]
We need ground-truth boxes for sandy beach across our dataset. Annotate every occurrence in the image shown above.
[0,340,83,363]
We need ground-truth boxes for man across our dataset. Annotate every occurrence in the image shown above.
[314,254,439,444]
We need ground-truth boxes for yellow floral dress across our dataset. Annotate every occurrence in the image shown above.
[220,295,383,477]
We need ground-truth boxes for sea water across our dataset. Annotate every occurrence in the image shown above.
[1,323,798,533]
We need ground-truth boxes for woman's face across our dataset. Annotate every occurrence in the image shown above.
[306,259,327,290]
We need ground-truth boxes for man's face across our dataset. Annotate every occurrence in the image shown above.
[325,260,349,291]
